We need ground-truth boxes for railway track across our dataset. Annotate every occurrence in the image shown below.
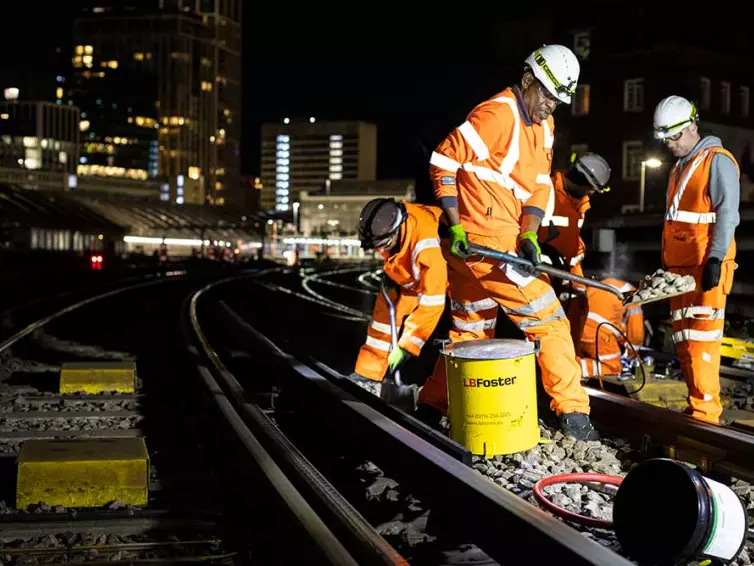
[0,264,325,565]
[191,265,754,565]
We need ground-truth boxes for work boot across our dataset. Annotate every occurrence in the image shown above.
[558,412,600,441]
[347,372,382,397]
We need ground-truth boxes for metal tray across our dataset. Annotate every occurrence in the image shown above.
[622,279,697,306]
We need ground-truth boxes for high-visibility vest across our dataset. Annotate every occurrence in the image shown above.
[430,87,555,238]
[662,147,739,268]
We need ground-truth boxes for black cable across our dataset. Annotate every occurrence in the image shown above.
[594,320,647,394]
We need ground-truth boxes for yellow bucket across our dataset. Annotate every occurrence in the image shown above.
[443,338,540,458]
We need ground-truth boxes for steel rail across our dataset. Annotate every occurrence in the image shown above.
[587,388,754,483]
[215,285,632,566]
[187,270,407,566]
[0,271,185,355]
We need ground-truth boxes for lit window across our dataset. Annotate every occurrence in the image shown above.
[572,85,590,116]
[573,31,591,60]
[623,79,644,112]
[622,141,644,181]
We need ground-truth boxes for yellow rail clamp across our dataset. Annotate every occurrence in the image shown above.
[59,361,137,394]
[16,438,149,509]
[589,374,689,412]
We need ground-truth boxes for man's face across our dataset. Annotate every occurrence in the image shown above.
[373,232,399,257]
[521,72,560,124]
[663,123,699,158]
[566,182,597,199]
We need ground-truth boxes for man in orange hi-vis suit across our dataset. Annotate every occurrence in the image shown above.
[653,95,740,424]
[577,278,644,377]
[538,152,612,344]
[350,198,448,398]
[416,44,599,441]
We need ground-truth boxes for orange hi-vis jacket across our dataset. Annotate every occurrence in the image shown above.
[581,278,644,351]
[354,202,448,381]
[663,147,738,268]
[429,86,555,243]
[539,171,590,270]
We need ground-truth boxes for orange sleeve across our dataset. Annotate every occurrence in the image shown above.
[429,101,512,201]
[522,116,556,213]
[397,239,448,357]
[569,261,585,293]
[573,237,586,267]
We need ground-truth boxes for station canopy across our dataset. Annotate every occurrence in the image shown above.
[0,184,262,245]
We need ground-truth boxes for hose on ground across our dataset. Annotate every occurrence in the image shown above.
[532,472,623,529]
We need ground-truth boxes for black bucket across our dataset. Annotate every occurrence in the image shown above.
[613,458,748,565]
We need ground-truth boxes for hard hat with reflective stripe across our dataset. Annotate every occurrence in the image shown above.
[653,95,698,140]
[571,152,611,193]
[358,198,407,250]
[524,44,580,105]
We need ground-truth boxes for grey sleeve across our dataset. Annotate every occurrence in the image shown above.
[708,153,741,260]
[522,206,545,219]
[438,196,458,210]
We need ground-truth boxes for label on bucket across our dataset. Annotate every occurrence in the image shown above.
[702,477,747,560]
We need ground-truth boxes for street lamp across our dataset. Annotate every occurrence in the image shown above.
[639,158,662,212]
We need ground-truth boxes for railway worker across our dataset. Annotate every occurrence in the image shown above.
[537,152,612,344]
[576,278,644,378]
[350,198,448,397]
[416,44,599,441]
[653,95,740,424]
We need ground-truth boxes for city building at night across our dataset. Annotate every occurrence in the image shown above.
[495,8,754,217]
[260,119,377,213]
[67,0,242,207]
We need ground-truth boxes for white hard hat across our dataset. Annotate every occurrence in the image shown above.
[653,95,698,140]
[570,152,611,192]
[524,45,580,104]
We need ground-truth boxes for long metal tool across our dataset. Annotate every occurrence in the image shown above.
[378,278,417,413]
[380,279,403,388]
[467,243,625,300]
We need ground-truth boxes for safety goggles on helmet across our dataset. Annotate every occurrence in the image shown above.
[535,78,561,106]
[533,50,577,100]
[358,198,407,251]
[654,105,698,141]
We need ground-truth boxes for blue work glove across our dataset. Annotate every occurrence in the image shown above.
[449,225,470,258]
[701,258,721,292]
[387,347,411,376]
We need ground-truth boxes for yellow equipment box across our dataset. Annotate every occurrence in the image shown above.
[443,338,540,458]
[721,336,754,363]
[59,361,136,394]
[16,438,149,509]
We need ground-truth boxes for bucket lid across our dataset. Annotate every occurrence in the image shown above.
[441,339,535,360]
[613,458,713,565]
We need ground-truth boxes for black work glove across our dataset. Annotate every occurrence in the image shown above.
[517,231,541,275]
[701,257,722,292]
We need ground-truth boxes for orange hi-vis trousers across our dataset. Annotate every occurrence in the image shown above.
[418,234,591,416]
[669,262,736,424]
[576,340,622,377]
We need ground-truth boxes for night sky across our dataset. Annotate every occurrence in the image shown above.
[3,2,747,192]
[0,4,529,189]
